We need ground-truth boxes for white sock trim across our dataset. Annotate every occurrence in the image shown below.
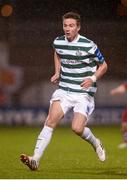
[43,125,54,132]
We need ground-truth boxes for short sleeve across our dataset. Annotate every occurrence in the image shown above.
[89,41,105,64]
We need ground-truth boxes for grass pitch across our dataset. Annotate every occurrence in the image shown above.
[0,125,127,179]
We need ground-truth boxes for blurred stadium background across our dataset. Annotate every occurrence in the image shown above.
[1,0,127,179]
[0,0,127,126]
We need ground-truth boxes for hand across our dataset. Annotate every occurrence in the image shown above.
[50,73,60,84]
[80,78,93,89]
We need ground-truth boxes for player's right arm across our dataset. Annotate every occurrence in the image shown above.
[50,51,61,84]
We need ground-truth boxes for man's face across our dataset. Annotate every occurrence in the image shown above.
[63,18,80,42]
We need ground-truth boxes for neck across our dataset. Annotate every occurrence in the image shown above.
[67,34,79,42]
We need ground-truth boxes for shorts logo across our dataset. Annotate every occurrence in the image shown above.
[58,50,64,54]
[86,106,90,114]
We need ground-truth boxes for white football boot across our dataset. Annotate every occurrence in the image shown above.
[94,138,106,162]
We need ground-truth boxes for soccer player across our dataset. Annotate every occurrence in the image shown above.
[20,12,108,170]
[110,82,127,148]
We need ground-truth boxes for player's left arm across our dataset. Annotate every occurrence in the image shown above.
[94,61,108,80]
[81,61,107,88]
[94,47,108,80]
[81,46,108,88]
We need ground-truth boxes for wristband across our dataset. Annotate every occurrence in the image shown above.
[90,75,97,82]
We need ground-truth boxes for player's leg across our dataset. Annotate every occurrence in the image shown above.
[71,94,105,161]
[33,100,64,160]
[72,112,98,148]
[118,108,127,148]
[20,100,64,170]
[71,113,105,162]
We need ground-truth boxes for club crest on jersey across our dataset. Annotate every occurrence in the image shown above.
[76,49,82,56]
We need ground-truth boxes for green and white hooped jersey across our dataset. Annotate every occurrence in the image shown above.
[53,34,105,96]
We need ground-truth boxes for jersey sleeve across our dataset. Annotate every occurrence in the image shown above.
[89,41,105,64]
[53,38,56,50]
[53,37,59,54]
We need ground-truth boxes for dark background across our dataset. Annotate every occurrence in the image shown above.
[13,0,118,21]
[0,0,127,106]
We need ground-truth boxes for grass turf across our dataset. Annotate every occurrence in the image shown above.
[0,125,127,179]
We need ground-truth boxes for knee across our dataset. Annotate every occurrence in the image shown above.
[71,124,83,136]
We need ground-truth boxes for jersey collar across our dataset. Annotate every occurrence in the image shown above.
[65,34,80,43]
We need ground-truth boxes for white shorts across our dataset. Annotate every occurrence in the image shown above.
[50,89,95,119]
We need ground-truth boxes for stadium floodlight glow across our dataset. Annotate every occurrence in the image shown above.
[1,4,13,17]
[121,0,127,7]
